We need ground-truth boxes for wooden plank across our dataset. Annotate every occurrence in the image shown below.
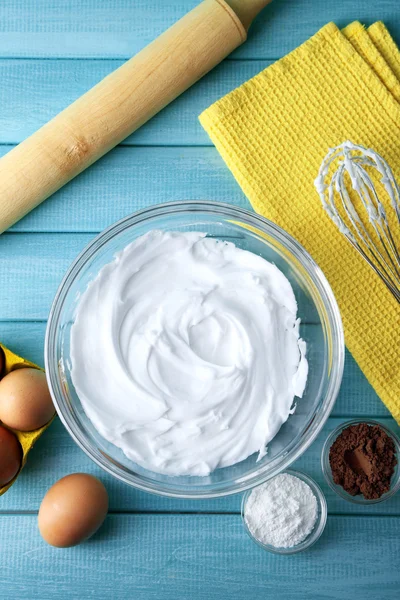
[0,322,391,420]
[0,514,399,599]
[0,231,345,325]
[0,1,398,591]
[0,233,93,320]
[0,0,398,59]
[1,360,398,515]
[0,147,250,233]
[0,232,322,322]
[0,59,265,146]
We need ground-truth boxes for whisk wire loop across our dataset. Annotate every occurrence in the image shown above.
[315,141,400,303]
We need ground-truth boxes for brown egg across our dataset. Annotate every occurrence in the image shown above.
[0,368,55,431]
[38,473,109,547]
[0,425,22,486]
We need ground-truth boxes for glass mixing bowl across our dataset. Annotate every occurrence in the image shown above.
[45,201,344,498]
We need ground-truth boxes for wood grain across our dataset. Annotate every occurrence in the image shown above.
[0,515,399,599]
[1,147,250,232]
[0,59,266,146]
[1,417,398,514]
[0,232,315,320]
[0,0,398,59]
[0,232,349,324]
[0,1,399,597]
[0,0,250,233]
[0,322,392,419]
[0,234,92,319]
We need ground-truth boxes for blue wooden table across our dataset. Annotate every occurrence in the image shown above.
[1,1,400,598]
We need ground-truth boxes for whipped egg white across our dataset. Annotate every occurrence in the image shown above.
[70,231,308,476]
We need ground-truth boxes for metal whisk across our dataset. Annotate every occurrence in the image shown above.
[315,141,400,303]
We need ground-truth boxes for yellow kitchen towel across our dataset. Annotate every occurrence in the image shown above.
[368,21,400,80]
[200,22,400,423]
[343,22,400,101]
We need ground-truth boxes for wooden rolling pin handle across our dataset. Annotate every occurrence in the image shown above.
[0,0,272,233]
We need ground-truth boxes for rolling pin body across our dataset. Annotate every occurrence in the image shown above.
[0,0,271,233]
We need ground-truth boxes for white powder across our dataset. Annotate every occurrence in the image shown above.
[244,473,318,548]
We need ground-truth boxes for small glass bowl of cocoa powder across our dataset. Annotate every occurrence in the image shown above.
[322,419,400,504]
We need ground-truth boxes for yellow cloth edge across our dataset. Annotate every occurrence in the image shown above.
[199,22,400,423]
[342,21,400,103]
[200,22,400,130]
[368,21,400,80]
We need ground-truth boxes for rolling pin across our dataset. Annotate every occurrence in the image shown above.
[0,0,272,233]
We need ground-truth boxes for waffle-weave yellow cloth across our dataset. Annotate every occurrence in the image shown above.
[200,22,400,423]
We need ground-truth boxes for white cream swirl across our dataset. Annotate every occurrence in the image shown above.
[70,231,308,476]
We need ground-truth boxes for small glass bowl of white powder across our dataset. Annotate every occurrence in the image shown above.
[241,470,327,554]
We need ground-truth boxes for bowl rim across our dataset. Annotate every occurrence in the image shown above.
[321,418,400,504]
[45,200,345,498]
[241,469,328,554]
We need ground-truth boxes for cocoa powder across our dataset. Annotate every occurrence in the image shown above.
[329,423,397,500]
